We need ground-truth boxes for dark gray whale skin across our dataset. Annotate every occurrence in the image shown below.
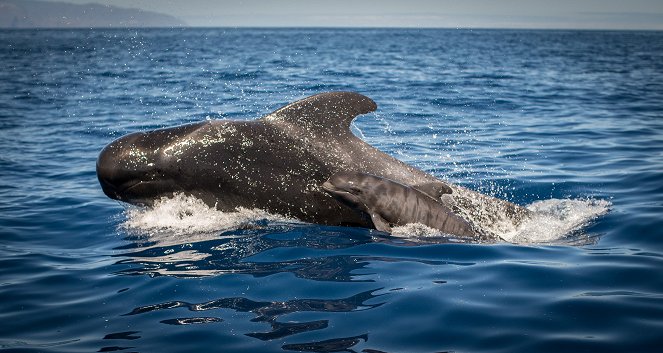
[97,92,527,230]
[322,172,479,238]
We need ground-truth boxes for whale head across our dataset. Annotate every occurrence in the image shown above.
[96,121,211,205]
[321,171,382,210]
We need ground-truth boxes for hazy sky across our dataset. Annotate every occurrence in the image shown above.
[43,0,663,29]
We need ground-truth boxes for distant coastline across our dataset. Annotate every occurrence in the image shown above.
[0,0,185,28]
[1,0,660,31]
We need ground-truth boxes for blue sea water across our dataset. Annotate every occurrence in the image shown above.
[1,28,662,352]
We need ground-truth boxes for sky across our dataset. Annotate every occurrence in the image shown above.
[42,0,663,30]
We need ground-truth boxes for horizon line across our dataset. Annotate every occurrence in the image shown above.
[2,25,663,32]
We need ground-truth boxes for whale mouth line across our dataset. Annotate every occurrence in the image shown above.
[321,181,352,196]
[321,181,337,193]
[322,181,360,197]
[101,179,144,194]
[121,180,148,193]
[321,181,362,209]
[99,177,174,205]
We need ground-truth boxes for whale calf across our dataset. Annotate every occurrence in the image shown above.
[322,171,483,238]
[97,92,529,234]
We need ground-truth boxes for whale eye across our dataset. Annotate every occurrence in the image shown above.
[349,186,362,194]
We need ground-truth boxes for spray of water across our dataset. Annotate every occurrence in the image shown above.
[122,193,610,245]
[122,193,292,236]
[501,198,611,244]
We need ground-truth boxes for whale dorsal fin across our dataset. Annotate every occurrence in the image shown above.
[263,92,377,134]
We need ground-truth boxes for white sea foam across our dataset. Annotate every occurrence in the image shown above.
[390,223,470,243]
[122,193,610,246]
[499,198,611,244]
[391,223,445,238]
[389,198,610,245]
[122,193,292,236]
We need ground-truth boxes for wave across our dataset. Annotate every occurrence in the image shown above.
[501,198,611,244]
[122,193,293,236]
[122,193,610,246]
[394,198,610,245]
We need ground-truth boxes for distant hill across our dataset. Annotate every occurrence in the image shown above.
[0,0,185,28]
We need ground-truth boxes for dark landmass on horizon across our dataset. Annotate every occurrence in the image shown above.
[0,0,185,28]
[1,0,660,31]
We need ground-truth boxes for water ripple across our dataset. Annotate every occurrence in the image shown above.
[1,28,662,353]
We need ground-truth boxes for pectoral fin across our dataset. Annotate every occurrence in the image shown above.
[370,212,392,233]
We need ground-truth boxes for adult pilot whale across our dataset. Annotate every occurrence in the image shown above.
[97,92,529,236]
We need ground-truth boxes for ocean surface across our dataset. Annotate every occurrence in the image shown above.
[1,28,662,352]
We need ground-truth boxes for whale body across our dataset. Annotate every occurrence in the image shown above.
[322,171,482,238]
[97,92,529,233]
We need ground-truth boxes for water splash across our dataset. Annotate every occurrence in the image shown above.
[500,198,611,244]
[122,193,610,246]
[350,121,367,140]
[391,223,469,242]
[390,198,610,245]
[122,193,292,236]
